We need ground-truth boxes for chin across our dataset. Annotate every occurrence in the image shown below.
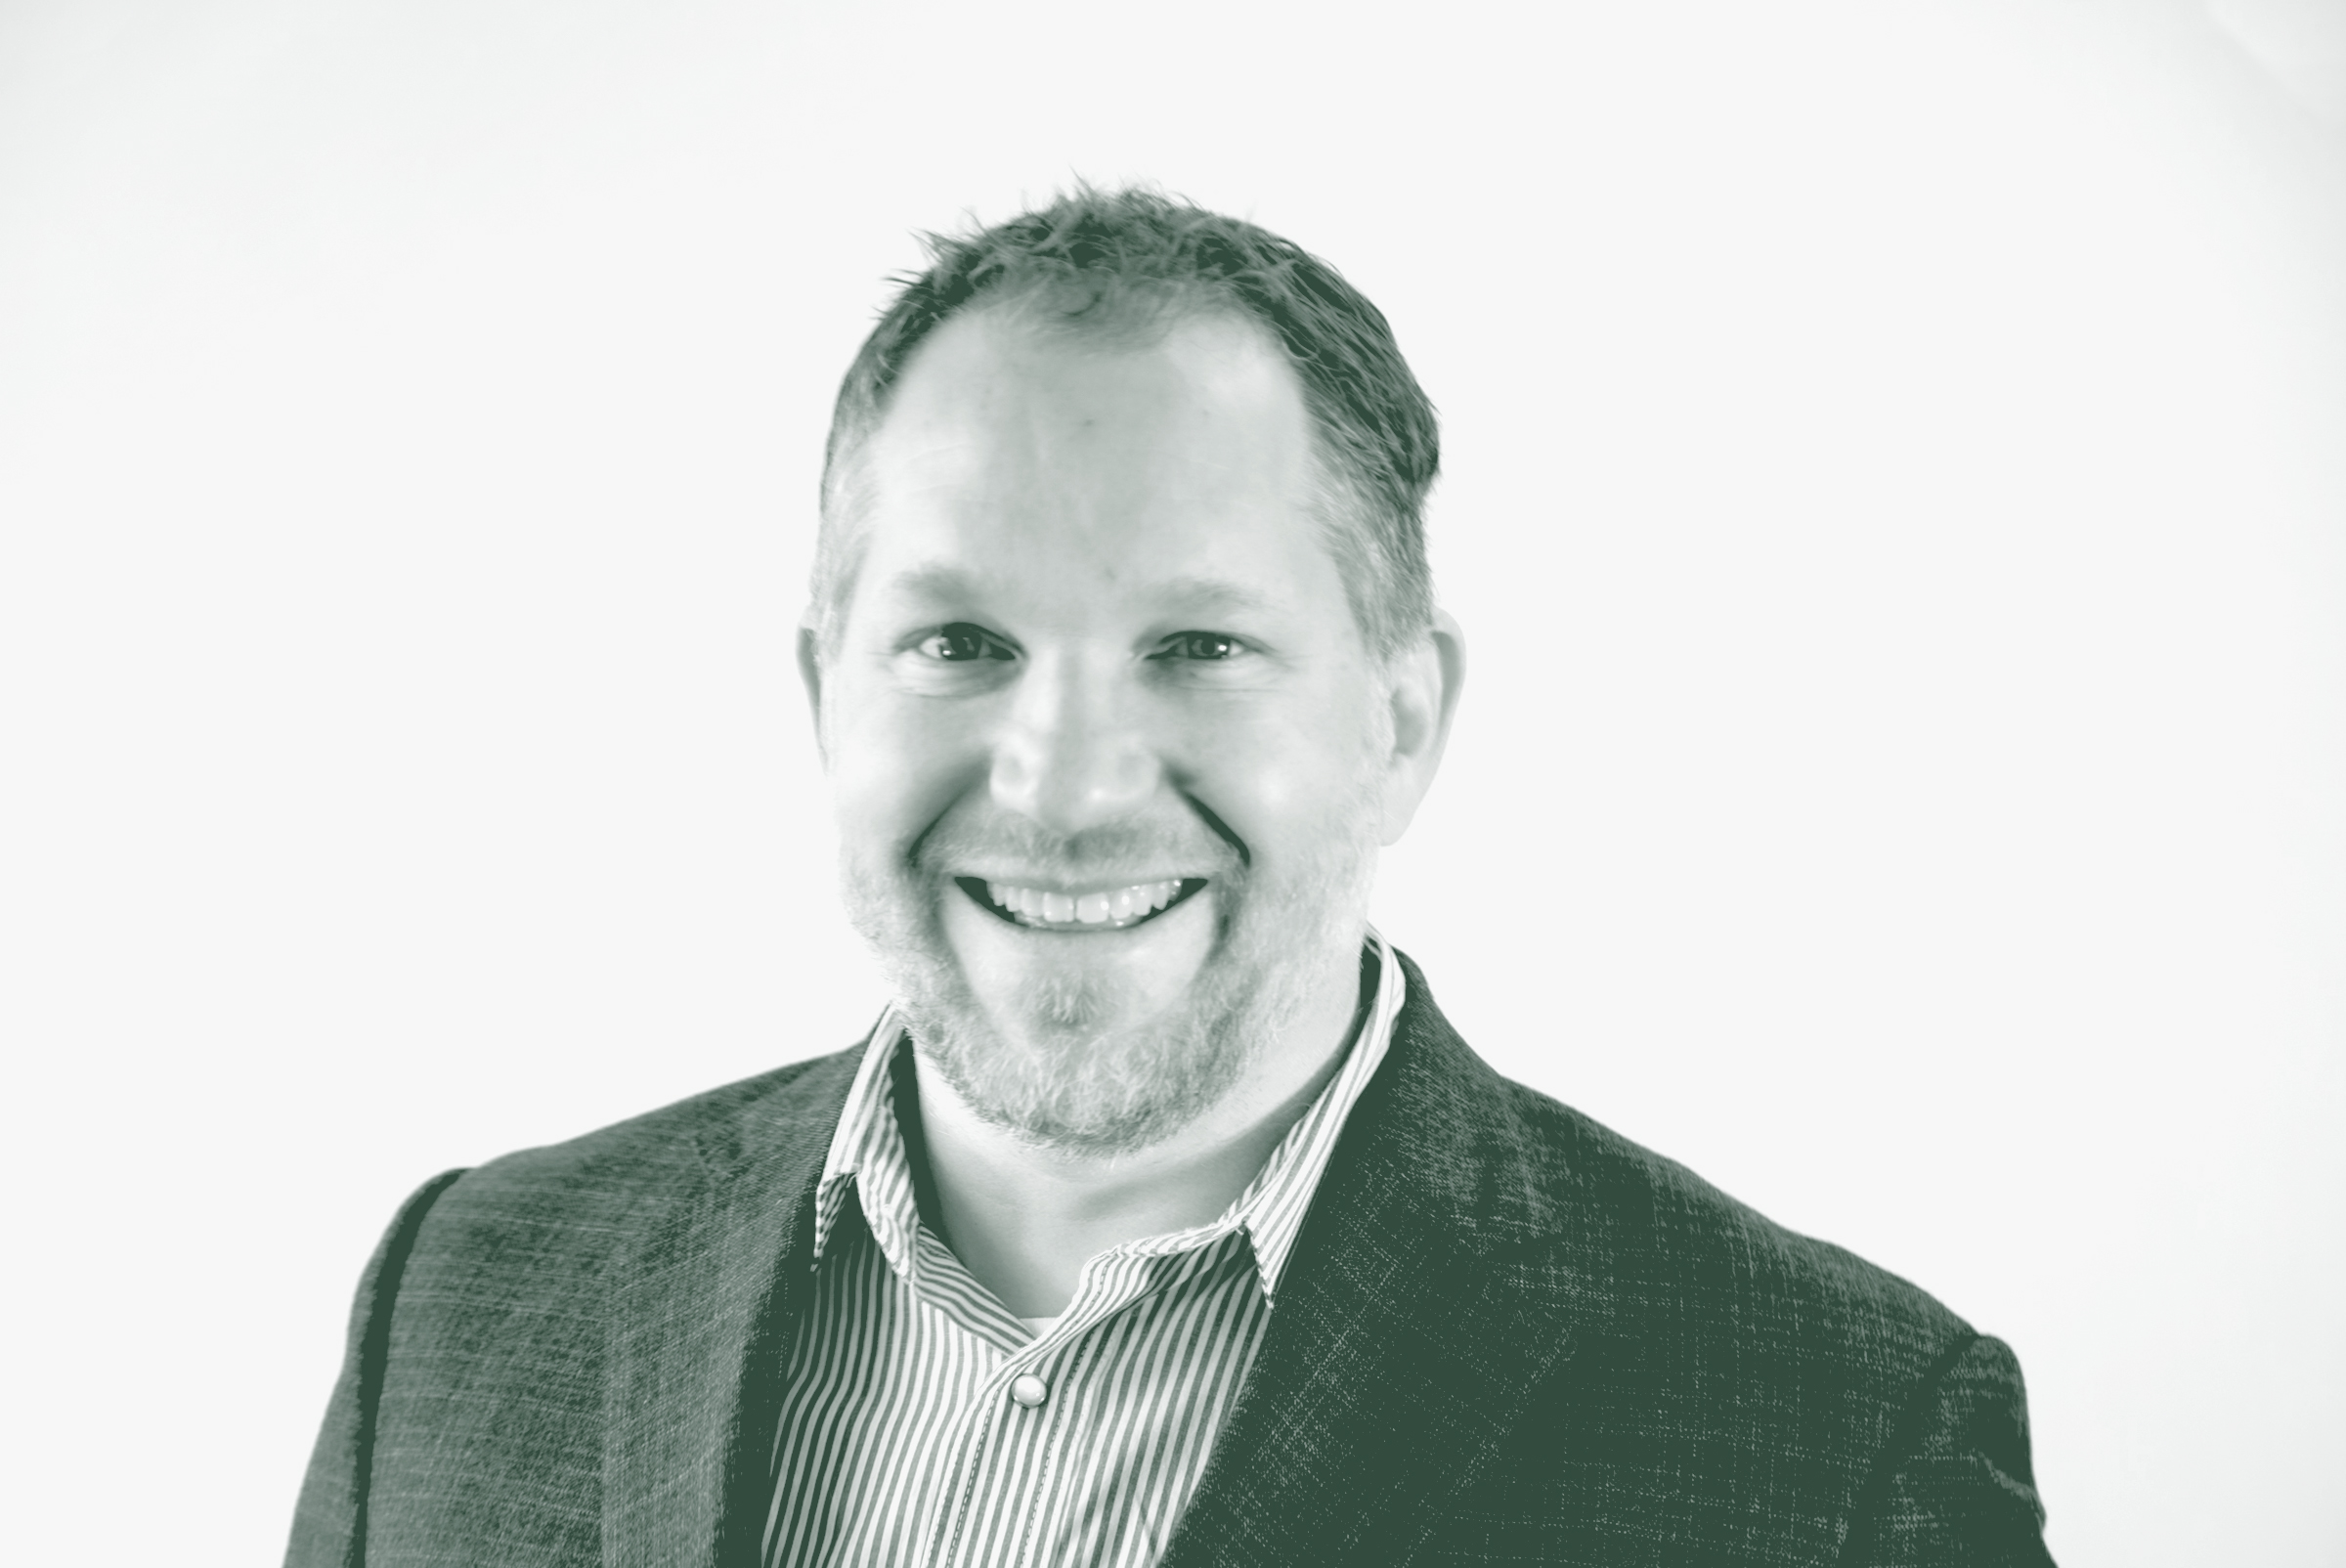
[915,891,1277,1154]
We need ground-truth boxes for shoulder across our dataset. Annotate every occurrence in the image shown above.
[406,1043,866,1266]
[1379,951,1974,1387]
[1499,1071,1971,1362]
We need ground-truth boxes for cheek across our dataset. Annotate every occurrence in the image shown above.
[826,687,990,848]
[1181,686,1381,847]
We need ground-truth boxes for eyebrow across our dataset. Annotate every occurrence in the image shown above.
[1148,576,1278,617]
[875,564,1280,618]
[878,562,987,603]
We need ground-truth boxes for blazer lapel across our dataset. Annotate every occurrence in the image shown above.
[1162,957,1582,1568]
[596,964,1580,1568]
[601,1052,862,1568]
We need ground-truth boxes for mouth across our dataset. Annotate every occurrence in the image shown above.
[955,876,1209,933]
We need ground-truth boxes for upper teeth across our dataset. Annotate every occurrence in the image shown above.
[985,880,1185,926]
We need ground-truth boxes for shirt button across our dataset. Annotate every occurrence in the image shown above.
[1010,1373,1048,1409]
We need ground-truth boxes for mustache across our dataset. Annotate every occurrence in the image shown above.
[912,805,1245,881]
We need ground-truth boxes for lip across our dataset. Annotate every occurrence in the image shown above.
[953,876,1209,932]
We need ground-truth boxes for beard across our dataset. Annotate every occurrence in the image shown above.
[839,790,1380,1156]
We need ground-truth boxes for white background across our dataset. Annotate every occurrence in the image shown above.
[4,0,2342,1563]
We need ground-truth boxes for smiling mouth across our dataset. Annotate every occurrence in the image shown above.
[956,876,1209,932]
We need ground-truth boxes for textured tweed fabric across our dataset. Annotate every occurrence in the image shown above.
[286,951,2055,1567]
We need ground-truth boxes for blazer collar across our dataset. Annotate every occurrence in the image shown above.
[601,1048,864,1568]
[1161,949,1581,1568]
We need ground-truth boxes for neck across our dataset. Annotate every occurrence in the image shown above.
[909,940,1372,1318]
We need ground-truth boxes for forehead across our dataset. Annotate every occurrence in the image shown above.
[849,308,1337,607]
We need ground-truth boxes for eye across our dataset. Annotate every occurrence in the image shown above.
[915,624,1015,663]
[1155,632,1244,662]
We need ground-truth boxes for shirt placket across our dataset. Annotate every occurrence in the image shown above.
[923,1241,1215,1568]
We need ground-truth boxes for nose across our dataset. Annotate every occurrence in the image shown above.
[989,654,1163,836]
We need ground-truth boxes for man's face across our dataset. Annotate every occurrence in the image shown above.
[812,307,1401,1152]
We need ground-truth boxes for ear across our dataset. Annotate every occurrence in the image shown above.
[1376,608,1466,846]
[796,615,828,765]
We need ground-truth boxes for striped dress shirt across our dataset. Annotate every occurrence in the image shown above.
[761,935,1405,1568]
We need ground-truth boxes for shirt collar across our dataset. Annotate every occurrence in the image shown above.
[811,930,1406,1303]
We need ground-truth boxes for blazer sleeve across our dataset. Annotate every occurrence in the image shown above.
[284,1169,468,1568]
[1841,1333,2057,1567]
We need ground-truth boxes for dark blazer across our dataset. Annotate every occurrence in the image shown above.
[288,953,2054,1566]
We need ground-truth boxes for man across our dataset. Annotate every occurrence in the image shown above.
[288,188,2055,1567]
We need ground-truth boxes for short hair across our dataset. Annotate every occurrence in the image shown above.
[814,187,1439,658]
